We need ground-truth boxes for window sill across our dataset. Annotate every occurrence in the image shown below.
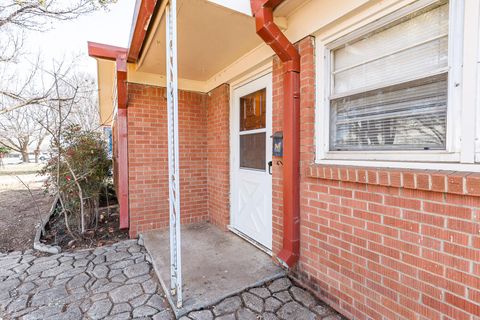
[307,162,480,196]
[314,158,480,172]
[320,150,460,163]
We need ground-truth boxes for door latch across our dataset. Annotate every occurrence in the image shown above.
[268,161,273,175]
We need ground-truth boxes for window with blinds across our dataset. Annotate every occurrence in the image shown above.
[329,1,449,151]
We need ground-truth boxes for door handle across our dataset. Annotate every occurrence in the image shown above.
[268,161,273,175]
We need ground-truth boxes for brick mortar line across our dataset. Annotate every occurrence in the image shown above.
[301,205,477,265]
[304,192,479,222]
[303,221,474,277]
[306,164,480,197]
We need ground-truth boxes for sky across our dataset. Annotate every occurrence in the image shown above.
[26,0,136,76]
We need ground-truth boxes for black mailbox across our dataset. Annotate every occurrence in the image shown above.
[272,131,283,157]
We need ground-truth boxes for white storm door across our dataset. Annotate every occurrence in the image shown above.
[231,73,272,250]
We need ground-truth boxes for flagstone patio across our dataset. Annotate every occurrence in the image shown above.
[0,237,345,320]
[0,240,173,319]
[181,276,346,320]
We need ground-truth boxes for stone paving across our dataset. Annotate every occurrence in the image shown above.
[0,240,173,319]
[182,277,346,320]
[0,239,345,320]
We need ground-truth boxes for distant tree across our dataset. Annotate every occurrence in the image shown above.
[0,106,38,162]
[0,103,51,162]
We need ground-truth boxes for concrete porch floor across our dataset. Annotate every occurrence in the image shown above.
[143,223,285,318]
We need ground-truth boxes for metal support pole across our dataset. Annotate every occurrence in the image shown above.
[166,0,183,309]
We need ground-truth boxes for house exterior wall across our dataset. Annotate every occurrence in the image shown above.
[270,36,480,320]
[127,84,209,237]
[271,52,285,255]
[103,1,480,318]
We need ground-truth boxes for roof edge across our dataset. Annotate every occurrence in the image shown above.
[127,0,158,63]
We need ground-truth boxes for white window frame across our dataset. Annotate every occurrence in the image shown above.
[314,0,480,171]
[470,0,480,163]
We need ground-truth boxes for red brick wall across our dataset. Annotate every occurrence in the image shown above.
[273,37,480,320]
[127,84,209,237]
[272,55,285,255]
[126,83,231,237]
[207,84,231,229]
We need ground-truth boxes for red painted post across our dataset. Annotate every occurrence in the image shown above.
[116,108,129,229]
[116,55,129,229]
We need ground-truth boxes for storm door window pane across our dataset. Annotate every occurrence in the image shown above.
[240,89,266,131]
[240,133,266,170]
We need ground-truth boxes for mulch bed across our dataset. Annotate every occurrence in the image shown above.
[40,204,129,251]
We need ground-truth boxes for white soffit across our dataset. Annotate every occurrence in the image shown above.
[207,0,253,16]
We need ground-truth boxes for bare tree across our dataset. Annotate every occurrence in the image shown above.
[0,0,115,114]
[0,101,54,162]
[31,107,51,162]
[66,73,101,131]
[0,0,115,31]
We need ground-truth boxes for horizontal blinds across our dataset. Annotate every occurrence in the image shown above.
[330,75,448,150]
[332,2,449,96]
[329,1,450,152]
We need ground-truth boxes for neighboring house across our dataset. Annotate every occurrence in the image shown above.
[88,0,480,319]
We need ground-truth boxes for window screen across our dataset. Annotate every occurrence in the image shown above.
[240,133,266,170]
[330,1,449,151]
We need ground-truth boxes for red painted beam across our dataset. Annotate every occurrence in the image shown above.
[88,41,127,61]
[127,0,158,63]
[250,0,301,268]
[116,54,128,109]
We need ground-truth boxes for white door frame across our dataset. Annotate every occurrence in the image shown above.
[229,71,273,251]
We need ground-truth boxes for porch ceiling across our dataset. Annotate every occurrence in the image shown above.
[136,0,309,81]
